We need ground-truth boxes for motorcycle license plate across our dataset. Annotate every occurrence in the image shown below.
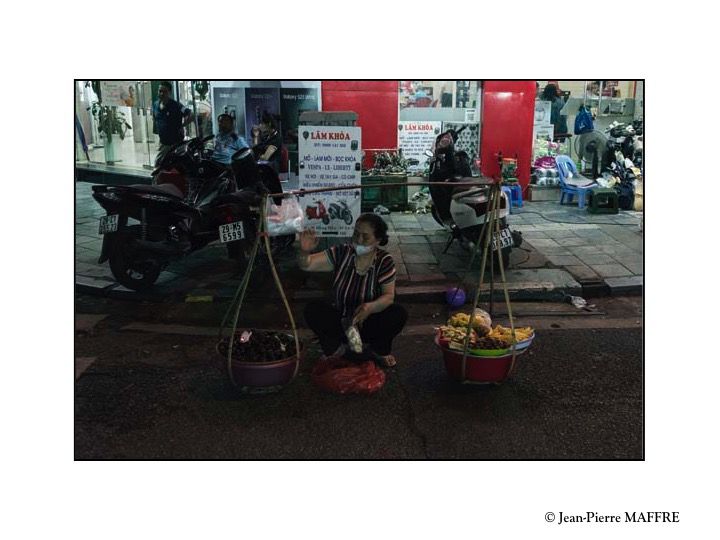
[219,221,245,243]
[98,214,119,234]
[492,228,513,251]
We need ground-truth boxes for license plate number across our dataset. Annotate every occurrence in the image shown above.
[219,221,245,243]
[99,214,118,234]
[492,228,513,251]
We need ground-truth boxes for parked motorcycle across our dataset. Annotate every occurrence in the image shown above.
[306,200,329,225]
[426,128,522,270]
[328,200,354,225]
[92,140,283,291]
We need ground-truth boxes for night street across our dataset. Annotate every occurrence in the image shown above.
[75,295,642,459]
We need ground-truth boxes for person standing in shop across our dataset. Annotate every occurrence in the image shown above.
[542,83,569,141]
[152,81,193,163]
[212,113,249,165]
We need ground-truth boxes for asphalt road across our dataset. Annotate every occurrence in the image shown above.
[75,297,643,459]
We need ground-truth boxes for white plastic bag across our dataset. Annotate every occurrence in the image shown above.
[265,195,305,237]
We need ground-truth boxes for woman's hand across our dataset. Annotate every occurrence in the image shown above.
[352,303,373,327]
[298,228,319,253]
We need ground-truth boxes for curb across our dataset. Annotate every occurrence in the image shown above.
[76,275,642,303]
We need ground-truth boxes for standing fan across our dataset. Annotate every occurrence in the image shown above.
[574,130,608,179]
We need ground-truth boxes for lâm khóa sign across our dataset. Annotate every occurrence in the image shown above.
[299,126,362,237]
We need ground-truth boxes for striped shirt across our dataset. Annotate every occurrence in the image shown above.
[324,244,397,318]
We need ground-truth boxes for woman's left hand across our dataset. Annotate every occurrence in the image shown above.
[352,303,373,326]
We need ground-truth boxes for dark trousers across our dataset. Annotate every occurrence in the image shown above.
[304,300,408,356]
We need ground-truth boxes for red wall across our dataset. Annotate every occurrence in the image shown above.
[321,81,398,168]
[480,81,536,192]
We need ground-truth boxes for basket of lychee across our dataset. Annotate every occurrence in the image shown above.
[434,309,534,382]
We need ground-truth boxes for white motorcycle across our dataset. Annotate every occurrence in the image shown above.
[426,129,521,269]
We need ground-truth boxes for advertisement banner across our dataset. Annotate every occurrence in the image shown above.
[280,88,319,146]
[397,121,441,174]
[299,126,362,237]
[100,81,137,107]
[212,87,245,136]
[244,88,280,142]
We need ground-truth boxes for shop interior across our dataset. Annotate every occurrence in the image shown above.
[75,80,643,213]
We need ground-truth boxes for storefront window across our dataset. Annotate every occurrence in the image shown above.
[533,80,642,163]
[75,80,213,171]
[397,81,482,173]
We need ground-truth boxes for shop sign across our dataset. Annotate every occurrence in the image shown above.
[398,121,441,173]
[100,81,137,107]
[299,126,362,237]
[534,100,552,126]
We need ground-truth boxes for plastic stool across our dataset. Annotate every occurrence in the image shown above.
[502,183,523,212]
[587,187,619,214]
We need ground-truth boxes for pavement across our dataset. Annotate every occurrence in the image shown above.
[75,181,643,303]
[74,296,643,459]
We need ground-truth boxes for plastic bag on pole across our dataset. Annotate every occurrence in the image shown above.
[311,358,386,395]
[265,195,304,237]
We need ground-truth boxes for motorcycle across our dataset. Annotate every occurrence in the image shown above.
[306,200,329,225]
[92,140,283,291]
[426,128,522,270]
[328,200,354,225]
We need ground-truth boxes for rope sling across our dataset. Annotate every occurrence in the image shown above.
[218,179,519,385]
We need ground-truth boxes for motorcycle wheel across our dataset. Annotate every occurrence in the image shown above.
[461,224,512,272]
[343,210,353,225]
[108,225,163,291]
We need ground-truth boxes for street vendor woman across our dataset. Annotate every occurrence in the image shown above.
[298,213,408,367]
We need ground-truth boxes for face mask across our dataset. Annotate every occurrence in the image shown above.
[353,243,374,256]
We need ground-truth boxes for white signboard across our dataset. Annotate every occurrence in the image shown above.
[534,100,552,126]
[397,121,441,173]
[100,81,137,107]
[299,126,362,237]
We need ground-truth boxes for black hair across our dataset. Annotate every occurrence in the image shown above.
[541,83,559,101]
[261,111,277,129]
[217,113,234,123]
[159,81,173,91]
[356,213,389,246]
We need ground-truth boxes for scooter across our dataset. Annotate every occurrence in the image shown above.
[426,128,522,270]
[328,200,354,225]
[306,200,330,225]
[92,143,281,291]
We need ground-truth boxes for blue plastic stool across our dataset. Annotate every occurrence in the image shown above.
[502,184,523,212]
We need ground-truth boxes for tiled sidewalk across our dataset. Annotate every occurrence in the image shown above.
[509,203,643,282]
[75,182,643,297]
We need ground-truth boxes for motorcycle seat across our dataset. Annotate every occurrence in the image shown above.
[127,183,184,199]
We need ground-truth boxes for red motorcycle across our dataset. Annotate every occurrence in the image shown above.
[306,200,330,225]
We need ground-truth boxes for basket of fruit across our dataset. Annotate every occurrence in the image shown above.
[216,330,304,391]
[435,310,534,383]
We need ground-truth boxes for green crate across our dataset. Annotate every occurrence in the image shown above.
[587,187,619,214]
[362,174,408,212]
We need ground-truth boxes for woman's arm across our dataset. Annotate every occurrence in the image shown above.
[297,229,333,273]
[352,281,396,325]
[298,250,333,273]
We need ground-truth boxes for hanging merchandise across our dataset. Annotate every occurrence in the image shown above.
[574,105,595,135]
[265,195,304,237]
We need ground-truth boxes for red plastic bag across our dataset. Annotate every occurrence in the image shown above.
[311,358,386,395]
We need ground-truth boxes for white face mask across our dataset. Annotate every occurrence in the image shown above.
[353,243,374,256]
